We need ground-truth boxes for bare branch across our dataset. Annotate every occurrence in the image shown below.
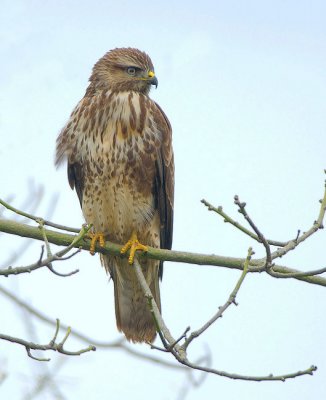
[202,177,326,282]
[265,181,326,277]
[0,224,91,277]
[176,360,317,382]
[217,194,326,279]
[0,187,47,265]
[133,257,186,358]
[234,195,272,269]
[133,256,317,381]
[0,284,185,371]
[264,265,326,278]
[1,179,325,380]
[39,222,80,277]
[182,247,252,351]
[1,217,326,287]
[0,197,79,233]
[0,320,96,362]
[201,199,289,247]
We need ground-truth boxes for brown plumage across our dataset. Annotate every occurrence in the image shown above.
[55,48,174,343]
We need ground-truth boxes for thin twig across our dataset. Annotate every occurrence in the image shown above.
[0,320,96,362]
[0,198,79,233]
[0,225,90,277]
[265,266,326,278]
[150,327,191,353]
[234,195,272,269]
[266,180,326,277]
[182,247,252,351]
[133,257,186,359]
[201,199,289,247]
[133,255,316,382]
[0,188,45,265]
[176,359,317,382]
[0,284,185,371]
[39,222,80,277]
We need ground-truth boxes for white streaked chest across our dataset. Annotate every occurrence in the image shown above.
[75,90,161,240]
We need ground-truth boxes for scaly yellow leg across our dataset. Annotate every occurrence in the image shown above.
[120,231,148,264]
[89,232,105,255]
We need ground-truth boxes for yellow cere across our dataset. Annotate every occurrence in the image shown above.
[148,71,155,78]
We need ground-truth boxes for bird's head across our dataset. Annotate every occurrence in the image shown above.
[88,47,158,95]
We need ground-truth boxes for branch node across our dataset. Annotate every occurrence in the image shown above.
[37,245,45,266]
[49,318,60,346]
[26,347,50,362]
[57,326,72,350]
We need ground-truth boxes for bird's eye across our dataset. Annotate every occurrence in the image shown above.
[127,67,136,76]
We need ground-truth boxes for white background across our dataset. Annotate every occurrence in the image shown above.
[1,1,326,399]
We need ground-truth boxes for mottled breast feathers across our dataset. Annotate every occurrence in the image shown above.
[56,85,174,258]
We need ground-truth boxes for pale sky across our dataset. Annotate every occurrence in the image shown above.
[1,1,326,399]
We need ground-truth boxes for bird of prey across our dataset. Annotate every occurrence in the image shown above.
[55,48,174,343]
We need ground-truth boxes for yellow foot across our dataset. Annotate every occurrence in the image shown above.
[120,231,148,264]
[89,232,105,255]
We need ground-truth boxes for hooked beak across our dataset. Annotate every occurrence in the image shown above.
[147,71,158,88]
[150,75,158,88]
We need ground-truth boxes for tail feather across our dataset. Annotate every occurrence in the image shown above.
[102,255,160,343]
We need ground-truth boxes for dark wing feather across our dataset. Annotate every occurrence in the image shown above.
[55,95,90,208]
[67,161,84,207]
[152,102,174,278]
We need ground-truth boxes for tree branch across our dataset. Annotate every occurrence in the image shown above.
[1,180,325,379]
[234,195,272,269]
[0,198,79,233]
[1,218,326,287]
[133,255,317,382]
[0,223,91,277]
[0,319,96,362]
[201,199,290,247]
[0,284,185,371]
[181,247,252,351]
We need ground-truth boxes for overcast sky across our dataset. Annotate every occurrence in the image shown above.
[1,1,326,399]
